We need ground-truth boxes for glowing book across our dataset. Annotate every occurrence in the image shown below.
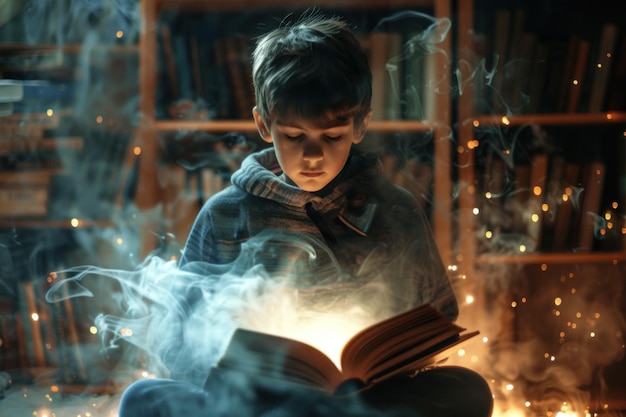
[214,304,478,395]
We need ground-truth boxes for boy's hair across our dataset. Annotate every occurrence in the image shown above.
[252,12,372,126]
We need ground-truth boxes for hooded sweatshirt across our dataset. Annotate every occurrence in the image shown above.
[180,147,458,321]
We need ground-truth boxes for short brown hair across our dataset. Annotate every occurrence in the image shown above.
[252,12,372,126]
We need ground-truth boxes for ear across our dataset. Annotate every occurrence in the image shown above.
[253,107,273,143]
[352,110,373,144]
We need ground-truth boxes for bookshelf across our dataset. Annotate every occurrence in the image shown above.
[456,0,626,413]
[0,4,140,389]
[133,0,456,264]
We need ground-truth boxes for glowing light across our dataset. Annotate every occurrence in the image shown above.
[133,146,142,155]
[594,312,601,319]
[590,332,596,338]
[50,385,59,393]
[120,328,133,337]
[96,115,104,123]
[31,313,39,321]
[541,263,548,271]
[46,108,54,117]
[611,201,618,209]
[576,312,582,318]
[521,297,527,303]
[555,310,561,316]
[550,355,556,361]
[554,297,562,306]
[89,326,98,335]
[518,244,527,253]
[505,383,514,391]
[501,116,510,125]
[116,237,124,245]
[465,295,475,304]
[70,218,80,227]
[525,401,531,407]
[472,207,480,215]
[485,230,493,239]
[116,30,124,38]
[467,139,479,149]
[482,336,489,343]
[511,301,518,308]
[35,407,52,417]
[531,213,539,223]
[485,191,492,199]
[533,185,542,196]
[502,149,511,155]
[457,349,466,357]
[606,113,613,120]
[473,119,480,127]
[541,203,549,212]
[457,145,465,154]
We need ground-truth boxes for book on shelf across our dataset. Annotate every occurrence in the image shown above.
[19,281,47,367]
[213,304,478,395]
[0,298,20,370]
[565,39,590,113]
[368,32,391,121]
[0,79,76,102]
[526,153,549,251]
[552,163,582,252]
[605,32,626,111]
[0,183,50,218]
[588,23,618,112]
[45,270,88,384]
[575,161,606,251]
[489,9,511,112]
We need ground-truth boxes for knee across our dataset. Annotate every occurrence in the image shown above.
[118,379,169,417]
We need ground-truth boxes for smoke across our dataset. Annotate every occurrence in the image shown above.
[1,5,625,417]
[44,229,407,387]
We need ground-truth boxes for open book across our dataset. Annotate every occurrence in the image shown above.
[214,305,478,395]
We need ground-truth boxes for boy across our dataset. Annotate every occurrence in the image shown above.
[119,12,492,417]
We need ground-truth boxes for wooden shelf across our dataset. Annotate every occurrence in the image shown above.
[475,251,626,265]
[153,119,434,133]
[0,43,138,53]
[0,219,114,229]
[471,112,626,127]
[155,0,437,12]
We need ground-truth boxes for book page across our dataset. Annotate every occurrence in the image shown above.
[218,328,346,391]
[340,305,465,379]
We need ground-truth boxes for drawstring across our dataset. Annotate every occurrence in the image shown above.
[305,202,341,253]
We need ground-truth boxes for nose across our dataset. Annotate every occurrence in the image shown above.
[303,140,324,162]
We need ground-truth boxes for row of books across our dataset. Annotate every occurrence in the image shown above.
[0,271,96,384]
[473,131,624,254]
[0,79,77,117]
[0,0,139,46]
[0,116,131,220]
[154,13,440,122]
[472,6,625,115]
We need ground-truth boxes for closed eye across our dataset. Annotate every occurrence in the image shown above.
[325,135,343,142]
[284,134,304,141]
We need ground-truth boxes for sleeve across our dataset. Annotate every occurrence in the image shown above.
[178,200,217,267]
[410,205,459,322]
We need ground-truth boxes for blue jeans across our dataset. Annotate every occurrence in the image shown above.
[119,366,493,417]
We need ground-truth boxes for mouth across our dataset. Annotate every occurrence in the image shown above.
[301,171,323,178]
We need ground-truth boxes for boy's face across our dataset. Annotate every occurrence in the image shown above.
[253,108,371,192]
